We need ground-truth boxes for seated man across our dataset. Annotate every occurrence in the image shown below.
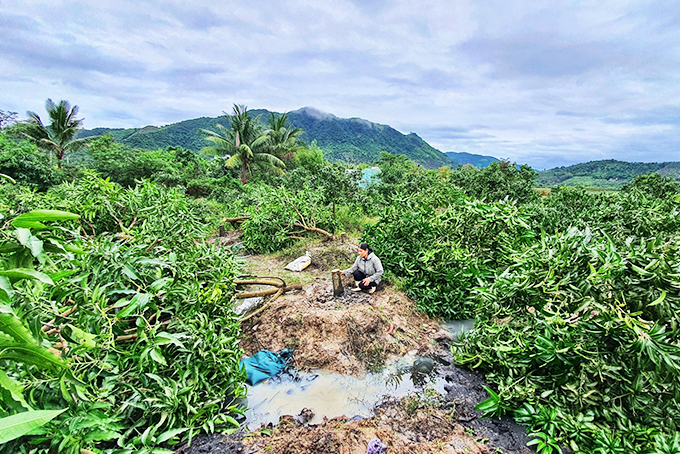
[335,242,383,294]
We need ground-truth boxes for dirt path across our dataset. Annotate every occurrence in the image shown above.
[180,238,532,454]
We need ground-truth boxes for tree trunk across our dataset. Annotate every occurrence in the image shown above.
[241,159,248,184]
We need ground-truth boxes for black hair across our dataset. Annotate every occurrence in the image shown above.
[359,242,369,251]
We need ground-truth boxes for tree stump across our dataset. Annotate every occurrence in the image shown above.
[332,271,344,297]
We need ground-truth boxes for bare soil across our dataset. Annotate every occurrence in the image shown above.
[179,236,533,454]
[239,240,451,374]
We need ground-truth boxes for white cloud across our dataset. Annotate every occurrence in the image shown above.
[1,0,679,168]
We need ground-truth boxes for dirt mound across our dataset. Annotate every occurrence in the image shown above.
[245,399,488,454]
[241,284,450,374]
[231,239,532,454]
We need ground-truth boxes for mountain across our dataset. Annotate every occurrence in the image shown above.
[536,159,680,189]
[78,107,454,169]
[445,152,498,168]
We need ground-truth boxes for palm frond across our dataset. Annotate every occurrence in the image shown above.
[225,154,243,169]
[253,152,285,169]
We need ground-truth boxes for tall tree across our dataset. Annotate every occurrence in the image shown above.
[0,110,18,130]
[22,99,95,169]
[200,105,284,184]
[264,112,304,161]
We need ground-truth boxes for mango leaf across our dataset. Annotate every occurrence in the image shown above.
[63,244,86,254]
[0,340,65,369]
[11,210,79,229]
[48,269,78,283]
[0,370,30,411]
[648,290,667,307]
[150,277,173,293]
[0,242,22,254]
[0,269,53,285]
[155,332,185,349]
[42,239,66,254]
[149,348,167,366]
[0,173,16,184]
[61,324,97,349]
[15,229,43,258]
[11,220,50,230]
[122,264,140,281]
[156,427,188,444]
[0,409,66,443]
[0,308,36,345]
[116,293,152,319]
[0,277,13,303]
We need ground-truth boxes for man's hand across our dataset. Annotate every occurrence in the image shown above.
[362,278,370,286]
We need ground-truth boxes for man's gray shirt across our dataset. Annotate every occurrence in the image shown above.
[343,252,384,284]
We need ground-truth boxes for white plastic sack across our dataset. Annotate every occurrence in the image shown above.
[284,251,311,272]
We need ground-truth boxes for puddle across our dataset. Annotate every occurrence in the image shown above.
[441,319,475,340]
[244,355,446,430]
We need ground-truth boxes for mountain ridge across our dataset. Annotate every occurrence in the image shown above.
[536,159,680,189]
[445,151,499,168]
[78,107,463,169]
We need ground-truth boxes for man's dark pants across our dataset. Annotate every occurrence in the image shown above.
[352,270,378,291]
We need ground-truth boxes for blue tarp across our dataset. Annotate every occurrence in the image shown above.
[240,349,293,385]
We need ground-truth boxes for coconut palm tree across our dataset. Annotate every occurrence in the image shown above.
[22,99,96,169]
[264,112,304,161]
[200,105,285,184]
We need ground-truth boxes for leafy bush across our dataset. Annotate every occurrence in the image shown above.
[88,135,178,187]
[1,204,245,452]
[240,186,338,253]
[622,173,680,199]
[448,160,539,203]
[454,228,680,453]
[0,134,59,191]
[364,198,535,318]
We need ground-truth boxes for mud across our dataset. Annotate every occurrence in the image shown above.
[192,236,533,454]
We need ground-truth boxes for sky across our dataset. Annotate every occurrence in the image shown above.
[1,1,679,169]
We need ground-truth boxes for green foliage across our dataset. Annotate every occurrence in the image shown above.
[87,135,177,187]
[536,159,680,189]
[0,192,245,453]
[20,99,98,169]
[200,105,285,184]
[448,160,539,203]
[364,198,534,318]
[454,228,680,453]
[622,173,680,199]
[0,409,66,444]
[240,186,338,253]
[0,134,59,191]
[294,140,326,173]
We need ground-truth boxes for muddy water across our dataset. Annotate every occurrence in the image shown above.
[441,319,475,339]
[245,355,447,430]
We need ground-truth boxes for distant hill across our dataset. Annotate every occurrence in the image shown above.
[536,159,680,189]
[445,152,498,168]
[79,107,454,169]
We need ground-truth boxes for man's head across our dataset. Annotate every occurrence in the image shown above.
[358,242,369,259]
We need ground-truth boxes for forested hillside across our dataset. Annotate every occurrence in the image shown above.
[536,159,680,188]
[445,151,498,168]
[78,107,454,169]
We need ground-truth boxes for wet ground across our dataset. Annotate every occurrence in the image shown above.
[178,237,532,453]
[244,354,448,429]
[179,344,532,454]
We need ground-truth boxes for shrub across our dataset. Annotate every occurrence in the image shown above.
[0,134,59,191]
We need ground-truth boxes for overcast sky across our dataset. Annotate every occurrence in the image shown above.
[1,1,679,169]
